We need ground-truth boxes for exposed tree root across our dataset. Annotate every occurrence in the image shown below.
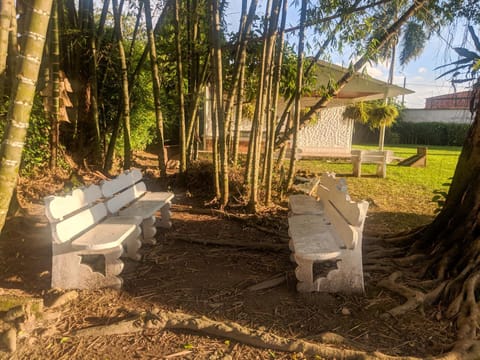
[378,272,426,318]
[70,309,424,360]
[447,273,480,340]
[166,233,288,252]
[376,226,427,246]
[367,248,406,260]
[392,254,427,267]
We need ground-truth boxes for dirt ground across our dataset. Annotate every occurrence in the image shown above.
[0,153,457,359]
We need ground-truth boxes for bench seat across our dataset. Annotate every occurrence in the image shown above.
[117,192,174,227]
[71,216,142,251]
[288,173,368,294]
[102,169,174,244]
[288,194,324,215]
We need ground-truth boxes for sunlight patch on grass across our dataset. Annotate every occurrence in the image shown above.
[295,145,461,233]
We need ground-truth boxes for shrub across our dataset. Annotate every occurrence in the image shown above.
[390,121,470,146]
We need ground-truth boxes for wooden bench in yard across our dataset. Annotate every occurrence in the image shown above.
[288,173,369,293]
[350,149,394,178]
[101,168,174,246]
[45,185,142,290]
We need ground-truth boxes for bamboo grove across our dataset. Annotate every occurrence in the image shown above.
[0,0,478,229]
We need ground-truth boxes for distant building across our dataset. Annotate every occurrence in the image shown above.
[401,91,472,125]
[425,91,472,110]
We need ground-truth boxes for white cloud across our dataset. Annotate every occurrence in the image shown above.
[362,63,386,80]
[418,67,428,74]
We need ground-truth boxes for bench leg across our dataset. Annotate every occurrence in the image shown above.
[52,246,124,290]
[123,227,142,260]
[376,164,386,178]
[288,239,296,263]
[314,251,364,294]
[294,257,315,292]
[352,160,361,177]
[142,216,157,245]
[157,202,172,228]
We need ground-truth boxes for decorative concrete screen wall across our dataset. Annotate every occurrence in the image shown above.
[297,106,353,157]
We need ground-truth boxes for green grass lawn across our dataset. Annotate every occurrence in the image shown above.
[295,145,461,233]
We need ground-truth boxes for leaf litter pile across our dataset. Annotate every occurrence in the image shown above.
[0,158,457,359]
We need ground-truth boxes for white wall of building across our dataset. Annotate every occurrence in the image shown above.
[402,109,472,124]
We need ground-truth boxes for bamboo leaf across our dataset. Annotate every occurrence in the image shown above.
[434,57,473,70]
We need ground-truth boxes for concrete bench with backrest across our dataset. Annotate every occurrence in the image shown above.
[44,184,142,290]
[101,169,174,245]
[288,173,369,293]
[350,149,394,178]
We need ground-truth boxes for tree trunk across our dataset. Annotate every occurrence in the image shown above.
[112,0,132,170]
[231,47,246,166]
[144,0,167,178]
[127,1,143,64]
[48,0,60,170]
[87,0,102,163]
[224,0,258,140]
[210,84,221,200]
[285,0,306,192]
[385,88,479,344]
[0,0,13,101]
[210,0,228,207]
[174,0,187,173]
[264,0,287,205]
[247,0,281,213]
[0,0,52,232]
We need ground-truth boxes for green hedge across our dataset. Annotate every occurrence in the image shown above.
[389,121,470,146]
[353,121,470,146]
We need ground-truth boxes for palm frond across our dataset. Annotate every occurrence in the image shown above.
[399,21,427,65]
[468,26,480,52]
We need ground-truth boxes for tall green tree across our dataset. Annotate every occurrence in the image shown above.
[48,0,60,169]
[285,0,306,192]
[247,0,281,212]
[111,0,132,170]
[264,0,288,205]
[144,0,167,177]
[0,0,13,101]
[174,0,187,173]
[210,0,229,207]
[0,0,53,231]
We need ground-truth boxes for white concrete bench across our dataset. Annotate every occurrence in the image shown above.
[44,184,142,290]
[101,168,174,245]
[350,149,394,178]
[288,173,369,293]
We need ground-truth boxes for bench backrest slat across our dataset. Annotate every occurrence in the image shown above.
[51,203,107,243]
[106,182,147,214]
[351,150,393,163]
[44,184,102,222]
[101,169,143,198]
[316,174,369,249]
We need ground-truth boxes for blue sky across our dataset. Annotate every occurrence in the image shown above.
[225,2,472,109]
